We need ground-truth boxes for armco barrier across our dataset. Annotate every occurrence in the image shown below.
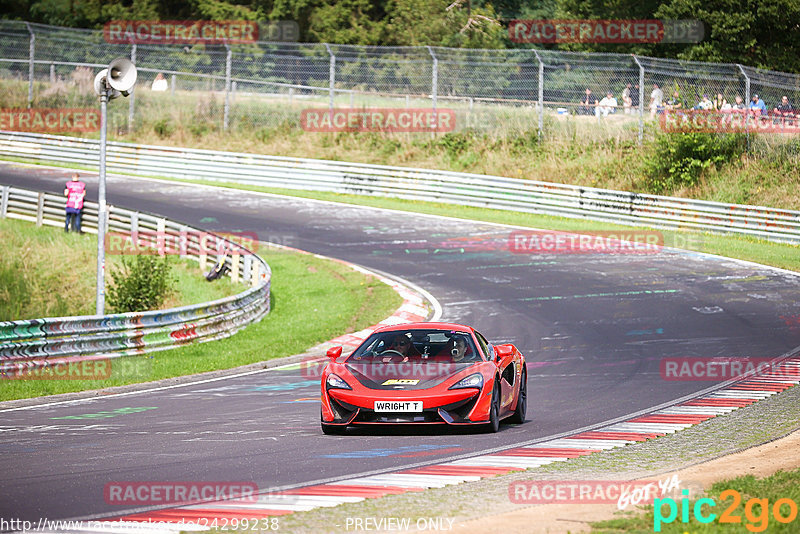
[0,185,271,378]
[2,131,799,244]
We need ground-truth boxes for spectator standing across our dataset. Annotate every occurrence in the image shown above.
[596,91,618,117]
[578,88,598,115]
[649,83,663,117]
[622,83,633,114]
[631,83,640,111]
[151,73,168,92]
[749,94,767,115]
[64,172,86,233]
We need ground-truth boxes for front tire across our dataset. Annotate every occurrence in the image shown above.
[509,367,527,424]
[484,383,500,433]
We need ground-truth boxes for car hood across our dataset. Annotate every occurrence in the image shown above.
[344,361,480,390]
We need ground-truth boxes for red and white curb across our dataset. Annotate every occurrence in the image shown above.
[46,358,799,533]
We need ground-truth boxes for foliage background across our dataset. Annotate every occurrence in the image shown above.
[1,0,797,73]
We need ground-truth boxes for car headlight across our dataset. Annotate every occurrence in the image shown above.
[449,373,483,390]
[326,373,352,390]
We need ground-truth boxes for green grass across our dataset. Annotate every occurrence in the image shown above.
[0,217,240,320]
[591,468,800,533]
[0,245,403,401]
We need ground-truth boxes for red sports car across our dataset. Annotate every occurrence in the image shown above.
[320,322,527,434]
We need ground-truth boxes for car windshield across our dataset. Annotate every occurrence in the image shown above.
[347,329,482,363]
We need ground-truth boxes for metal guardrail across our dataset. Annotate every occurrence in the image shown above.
[0,183,271,377]
[2,131,800,244]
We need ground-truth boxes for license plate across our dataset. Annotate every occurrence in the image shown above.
[374,401,423,412]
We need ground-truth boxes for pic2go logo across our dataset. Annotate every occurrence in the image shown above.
[654,489,798,532]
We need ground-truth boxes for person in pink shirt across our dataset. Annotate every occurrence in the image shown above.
[64,172,86,233]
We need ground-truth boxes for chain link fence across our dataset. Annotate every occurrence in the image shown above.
[1,20,799,143]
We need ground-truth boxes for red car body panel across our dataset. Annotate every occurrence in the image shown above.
[320,322,526,429]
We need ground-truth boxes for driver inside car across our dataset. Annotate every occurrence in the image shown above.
[382,333,421,361]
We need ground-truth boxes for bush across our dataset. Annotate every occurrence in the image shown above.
[107,255,176,313]
[644,132,747,194]
[153,118,174,138]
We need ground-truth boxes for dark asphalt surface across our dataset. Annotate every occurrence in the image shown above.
[3,163,800,522]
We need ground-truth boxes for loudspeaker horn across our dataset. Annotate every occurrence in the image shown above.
[106,57,138,96]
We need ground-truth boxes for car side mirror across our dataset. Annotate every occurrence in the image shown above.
[326,346,342,361]
[494,344,514,359]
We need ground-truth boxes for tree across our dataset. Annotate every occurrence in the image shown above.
[655,0,800,72]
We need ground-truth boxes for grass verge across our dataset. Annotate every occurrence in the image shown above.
[0,217,240,320]
[591,468,800,533]
[0,229,403,401]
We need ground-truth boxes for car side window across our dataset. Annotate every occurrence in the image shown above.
[475,332,494,361]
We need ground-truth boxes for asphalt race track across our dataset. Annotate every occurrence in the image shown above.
[3,164,800,522]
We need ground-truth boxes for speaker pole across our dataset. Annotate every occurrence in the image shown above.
[96,86,108,315]
[93,57,136,315]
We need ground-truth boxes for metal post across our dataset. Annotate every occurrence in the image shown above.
[737,64,751,151]
[26,23,34,108]
[533,50,543,138]
[231,251,240,283]
[49,64,55,83]
[171,74,176,95]
[179,226,188,258]
[632,55,644,145]
[243,254,252,283]
[128,44,136,132]
[324,43,335,113]
[0,185,9,218]
[223,44,232,131]
[96,89,109,315]
[36,192,44,226]
[427,46,438,134]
